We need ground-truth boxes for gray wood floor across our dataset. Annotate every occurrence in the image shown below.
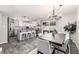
[0,37,79,54]
[69,40,79,54]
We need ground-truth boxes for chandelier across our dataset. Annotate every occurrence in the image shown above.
[48,5,62,20]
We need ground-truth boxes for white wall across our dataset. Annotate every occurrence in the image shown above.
[0,14,8,44]
[76,9,79,50]
[56,13,77,42]
[56,13,77,32]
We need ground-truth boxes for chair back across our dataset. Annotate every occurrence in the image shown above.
[55,33,65,44]
[37,38,52,54]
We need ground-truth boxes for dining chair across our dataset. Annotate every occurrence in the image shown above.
[27,33,31,39]
[51,33,69,54]
[55,33,66,44]
[58,39,69,54]
[37,38,54,54]
[31,31,36,38]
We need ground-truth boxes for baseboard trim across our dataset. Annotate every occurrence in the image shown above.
[0,41,8,45]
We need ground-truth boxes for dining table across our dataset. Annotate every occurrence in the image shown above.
[38,33,66,53]
[38,33,64,46]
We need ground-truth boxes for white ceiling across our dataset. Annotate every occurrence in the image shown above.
[0,5,78,19]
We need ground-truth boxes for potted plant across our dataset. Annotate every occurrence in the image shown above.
[64,22,76,41]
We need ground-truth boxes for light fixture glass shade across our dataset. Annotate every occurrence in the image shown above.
[48,5,62,20]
